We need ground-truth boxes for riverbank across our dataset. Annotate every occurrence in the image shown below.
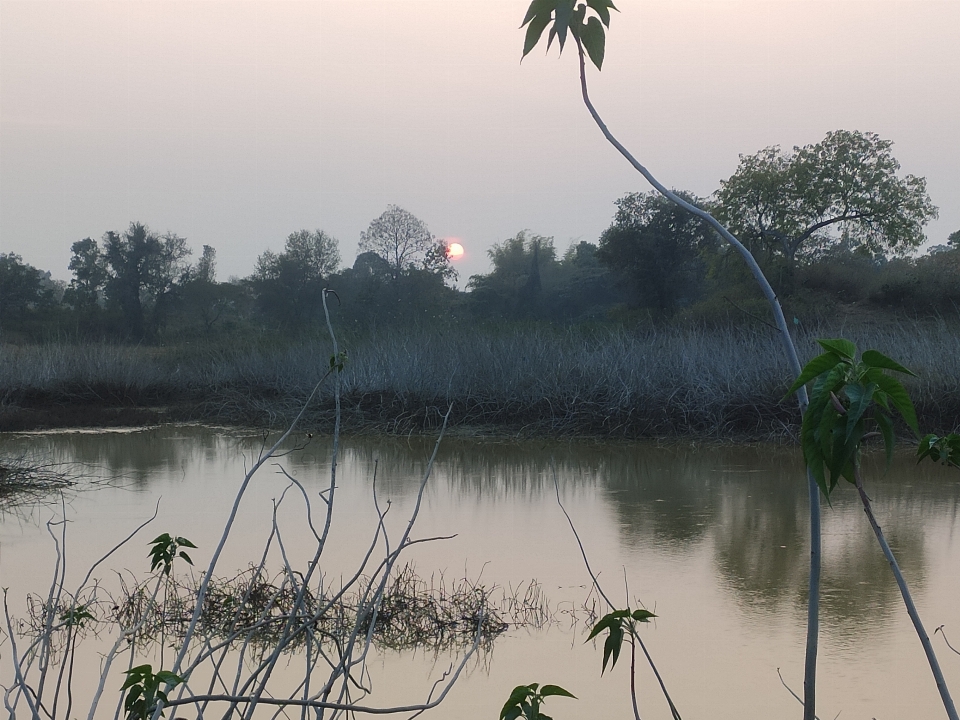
[3,321,959,438]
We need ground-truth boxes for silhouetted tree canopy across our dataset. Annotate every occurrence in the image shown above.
[252,229,340,328]
[597,191,716,316]
[358,205,436,279]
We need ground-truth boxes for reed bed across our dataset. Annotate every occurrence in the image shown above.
[2,320,958,438]
[19,563,553,657]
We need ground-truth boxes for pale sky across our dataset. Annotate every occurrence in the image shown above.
[1,0,958,284]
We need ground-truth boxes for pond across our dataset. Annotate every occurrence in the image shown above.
[2,425,960,718]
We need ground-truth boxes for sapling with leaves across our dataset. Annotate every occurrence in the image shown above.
[787,339,958,720]
[499,682,576,720]
[520,2,824,717]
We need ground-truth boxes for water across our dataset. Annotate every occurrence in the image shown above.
[2,425,960,718]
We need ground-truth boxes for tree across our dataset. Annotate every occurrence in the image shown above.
[0,253,53,329]
[423,239,459,283]
[715,130,938,266]
[597,190,716,315]
[64,238,107,310]
[193,245,217,284]
[101,222,192,339]
[252,230,341,329]
[358,205,435,280]
[551,241,622,320]
[467,232,557,319]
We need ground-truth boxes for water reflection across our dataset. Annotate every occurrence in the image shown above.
[3,428,959,634]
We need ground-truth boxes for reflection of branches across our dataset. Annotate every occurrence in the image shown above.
[552,464,681,720]
[0,456,79,512]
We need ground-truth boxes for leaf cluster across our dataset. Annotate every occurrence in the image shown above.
[586,608,655,674]
[120,664,183,720]
[786,338,918,496]
[500,682,576,720]
[918,433,960,468]
[148,533,197,577]
[59,603,95,629]
[521,0,618,70]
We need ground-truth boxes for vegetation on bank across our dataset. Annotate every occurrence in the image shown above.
[3,320,959,438]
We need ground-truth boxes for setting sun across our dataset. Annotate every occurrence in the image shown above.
[446,241,465,259]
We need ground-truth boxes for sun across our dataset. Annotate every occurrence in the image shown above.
[445,240,465,259]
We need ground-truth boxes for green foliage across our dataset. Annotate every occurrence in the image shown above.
[148,533,197,577]
[120,664,183,720]
[918,433,960,468]
[786,339,919,496]
[329,350,348,373]
[499,682,576,720]
[586,608,655,674]
[521,0,618,70]
[715,130,938,266]
[59,603,95,629]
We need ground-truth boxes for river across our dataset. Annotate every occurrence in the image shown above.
[2,425,959,718]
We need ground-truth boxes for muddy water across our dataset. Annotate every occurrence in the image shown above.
[2,425,960,718]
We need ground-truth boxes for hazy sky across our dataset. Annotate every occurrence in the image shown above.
[2,0,958,284]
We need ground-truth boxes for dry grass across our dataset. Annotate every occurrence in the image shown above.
[3,320,959,438]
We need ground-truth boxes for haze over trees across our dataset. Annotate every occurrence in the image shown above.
[0,135,954,342]
[596,191,717,317]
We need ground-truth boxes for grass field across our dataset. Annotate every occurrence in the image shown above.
[2,320,958,438]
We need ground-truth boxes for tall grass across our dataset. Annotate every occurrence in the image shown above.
[3,320,959,437]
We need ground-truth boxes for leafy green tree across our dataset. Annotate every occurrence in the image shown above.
[715,130,938,266]
[597,190,716,316]
[358,205,436,280]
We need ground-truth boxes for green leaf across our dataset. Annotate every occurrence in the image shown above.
[579,16,606,69]
[522,10,552,58]
[521,0,556,27]
[861,349,917,377]
[631,608,656,622]
[586,0,617,27]
[540,685,576,699]
[785,351,841,398]
[601,624,623,673]
[817,338,857,360]
[553,0,576,50]
[875,410,895,469]
[871,372,919,437]
[843,382,876,445]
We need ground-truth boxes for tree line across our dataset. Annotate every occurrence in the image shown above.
[1,130,956,341]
